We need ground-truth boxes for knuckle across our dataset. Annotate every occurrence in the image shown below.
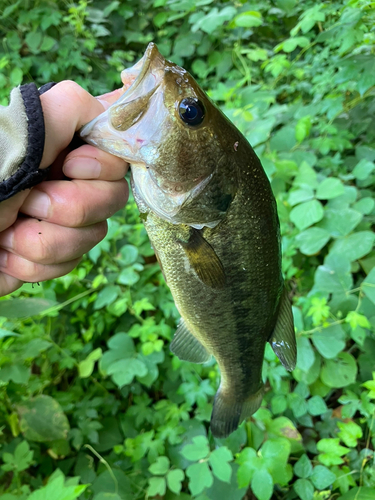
[57,80,89,105]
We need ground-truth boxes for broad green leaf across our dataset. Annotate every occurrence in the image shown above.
[307,396,327,416]
[317,438,350,466]
[294,478,314,500]
[318,208,362,237]
[312,324,346,359]
[94,285,120,309]
[294,454,312,479]
[233,11,262,28]
[181,435,210,461]
[338,487,375,500]
[1,441,34,472]
[310,465,337,489]
[17,395,70,442]
[295,116,312,142]
[149,456,170,475]
[148,476,166,497]
[296,336,315,373]
[288,187,315,206]
[352,159,374,180]
[167,469,184,494]
[0,364,30,384]
[236,447,260,487]
[330,231,375,262]
[353,197,374,215]
[316,178,345,200]
[314,253,352,294]
[119,244,139,266]
[251,468,273,500]
[186,461,213,496]
[107,358,148,387]
[28,475,88,500]
[208,446,233,483]
[362,267,375,304]
[192,6,237,34]
[337,421,363,447]
[290,200,324,230]
[117,267,140,286]
[321,353,357,389]
[295,227,330,255]
[0,298,57,318]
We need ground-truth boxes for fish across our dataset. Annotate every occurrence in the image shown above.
[80,43,296,438]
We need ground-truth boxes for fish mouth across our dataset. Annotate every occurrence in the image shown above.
[79,43,165,161]
[119,42,164,104]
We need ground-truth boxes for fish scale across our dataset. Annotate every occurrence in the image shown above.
[80,42,296,437]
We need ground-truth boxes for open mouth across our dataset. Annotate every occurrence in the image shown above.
[79,43,165,147]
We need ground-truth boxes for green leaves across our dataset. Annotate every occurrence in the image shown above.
[321,353,357,388]
[181,436,210,461]
[99,333,148,388]
[316,178,345,200]
[294,455,312,479]
[330,232,375,262]
[186,461,213,496]
[317,439,350,466]
[17,395,70,442]
[290,200,324,230]
[208,447,233,483]
[181,438,234,494]
[251,468,273,500]
[1,441,34,473]
[2,1,375,499]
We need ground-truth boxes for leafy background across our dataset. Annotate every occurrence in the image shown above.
[0,0,375,499]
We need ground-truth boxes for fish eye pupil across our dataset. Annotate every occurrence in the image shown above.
[179,98,205,126]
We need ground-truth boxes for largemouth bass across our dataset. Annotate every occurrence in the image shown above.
[80,43,296,438]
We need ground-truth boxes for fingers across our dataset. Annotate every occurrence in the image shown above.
[63,145,129,180]
[40,81,107,169]
[0,191,30,232]
[19,178,129,227]
[0,218,107,265]
[0,272,23,297]
[0,249,81,283]
[96,88,126,110]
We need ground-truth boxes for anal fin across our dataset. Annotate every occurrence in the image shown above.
[269,287,296,371]
[170,318,211,364]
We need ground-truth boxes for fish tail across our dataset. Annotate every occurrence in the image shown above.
[210,385,264,439]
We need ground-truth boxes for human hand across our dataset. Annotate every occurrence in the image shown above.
[0,82,128,297]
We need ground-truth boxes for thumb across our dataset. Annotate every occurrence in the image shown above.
[39,81,121,169]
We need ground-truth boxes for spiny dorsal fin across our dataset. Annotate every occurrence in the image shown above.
[269,287,296,371]
[170,318,211,364]
[179,229,226,289]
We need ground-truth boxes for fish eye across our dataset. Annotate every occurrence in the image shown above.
[178,98,205,126]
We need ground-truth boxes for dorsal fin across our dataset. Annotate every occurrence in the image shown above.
[179,229,226,289]
[269,287,296,371]
[170,318,211,364]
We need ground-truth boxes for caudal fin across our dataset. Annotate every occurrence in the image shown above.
[210,386,264,438]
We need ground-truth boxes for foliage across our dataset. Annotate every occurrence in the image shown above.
[0,0,375,499]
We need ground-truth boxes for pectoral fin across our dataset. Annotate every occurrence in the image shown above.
[269,287,296,371]
[179,229,226,289]
[170,318,211,364]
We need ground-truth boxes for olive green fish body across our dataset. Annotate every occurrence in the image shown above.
[80,43,296,437]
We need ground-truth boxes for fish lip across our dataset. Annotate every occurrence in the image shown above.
[119,42,163,102]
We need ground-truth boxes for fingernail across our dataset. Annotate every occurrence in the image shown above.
[0,249,8,268]
[0,228,14,250]
[64,157,101,179]
[21,189,51,219]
